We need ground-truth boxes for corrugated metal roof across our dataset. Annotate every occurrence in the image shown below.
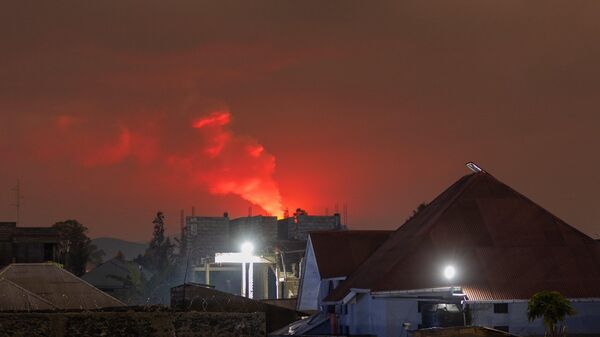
[0,278,56,311]
[0,263,125,309]
[325,171,600,302]
[310,230,392,279]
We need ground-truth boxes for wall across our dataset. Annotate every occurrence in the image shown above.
[171,284,300,333]
[278,215,341,241]
[297,238,321,311]
[185,216,230,263]
[470,301,600,336]
[0,311,265,337]
[342,296,600,337]
[229,216,278,252]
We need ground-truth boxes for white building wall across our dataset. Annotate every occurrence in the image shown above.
[342,296,600,337]
[470,301,600,336]
[297,238,321,311]
[344,295,421,337]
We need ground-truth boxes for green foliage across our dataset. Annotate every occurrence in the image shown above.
[528,291,575,337]
[52,219,105,276]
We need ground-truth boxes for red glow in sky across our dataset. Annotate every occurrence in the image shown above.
[1,1,600,241]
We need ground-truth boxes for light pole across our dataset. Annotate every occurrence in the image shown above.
[241,241,254,299]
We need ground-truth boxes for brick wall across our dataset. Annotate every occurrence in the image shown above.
[0,311,265,337]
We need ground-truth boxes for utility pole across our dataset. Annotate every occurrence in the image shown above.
[11,179,23,225]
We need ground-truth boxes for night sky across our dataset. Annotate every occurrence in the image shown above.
[1,1,599,241]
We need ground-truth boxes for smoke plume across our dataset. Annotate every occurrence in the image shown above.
[50,109,283,217]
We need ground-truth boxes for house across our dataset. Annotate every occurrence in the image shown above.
[0,222,59,268]
[297,230,392,312]
[0,278,56,311]
[81,257,151,304]
[0,263,125,310]
[288,168,600,336]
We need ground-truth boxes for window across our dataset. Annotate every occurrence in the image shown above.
[494,303,509,314]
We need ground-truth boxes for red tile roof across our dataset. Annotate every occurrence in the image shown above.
[326,172,600,302]
[310,230,393,279]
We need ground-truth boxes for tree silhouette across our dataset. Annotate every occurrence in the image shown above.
[52,220,104,276]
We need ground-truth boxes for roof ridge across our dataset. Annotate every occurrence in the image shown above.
[486,174,596,243]
[0,277,57,308]
[55,265,126,306]
[325,172,482,301]
[373,172,484,289]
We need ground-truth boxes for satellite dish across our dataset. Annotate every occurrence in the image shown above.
[466,162,483,173]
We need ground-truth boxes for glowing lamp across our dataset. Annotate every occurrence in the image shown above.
[444,265,456,280]
[241,241,254,255]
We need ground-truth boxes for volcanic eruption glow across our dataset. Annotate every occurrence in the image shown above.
[189,111,284,217]
[45,109,285,218]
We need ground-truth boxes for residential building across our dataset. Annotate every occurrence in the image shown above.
[81,257,152,305]
[287,168,600,336]
[0,222,59,268]
[0,263,125,310]
[296,230,392,312]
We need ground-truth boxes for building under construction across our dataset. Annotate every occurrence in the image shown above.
[181,210,344,300]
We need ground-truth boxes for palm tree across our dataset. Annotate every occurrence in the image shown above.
[528,291,575,337]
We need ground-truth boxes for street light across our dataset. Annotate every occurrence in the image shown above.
[241,241,254,255]
[241,241,255,299]
[444,265,456,280]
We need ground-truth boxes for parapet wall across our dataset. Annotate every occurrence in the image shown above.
[0,311,265,337]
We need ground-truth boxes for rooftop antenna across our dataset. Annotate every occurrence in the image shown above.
[343,202,348,226]
[191,206,195,217]
[11,179,23,225]
[180,209,185,236]
[248,206,252,217]
[466,162,483,173]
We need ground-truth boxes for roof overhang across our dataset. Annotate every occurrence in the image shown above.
[372,286,461,299]
[322,288,370,305]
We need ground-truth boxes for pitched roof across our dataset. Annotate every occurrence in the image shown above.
[326,171,600,301]
[310,230,392,279]
[81,258,150,290]
[0,263,125,309]
[0,278,56,311]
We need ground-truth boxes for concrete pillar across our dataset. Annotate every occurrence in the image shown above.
[249,262,254,299]
[242,262,246,297]
[263,264,269,299]
[205,263,210,285]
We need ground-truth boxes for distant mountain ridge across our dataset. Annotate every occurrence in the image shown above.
[92,237,147,261]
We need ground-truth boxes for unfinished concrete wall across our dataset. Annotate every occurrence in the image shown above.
[185,215,230,263]
[229,216,278,252]
[278,215,341,240]
[0,311,265,337]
